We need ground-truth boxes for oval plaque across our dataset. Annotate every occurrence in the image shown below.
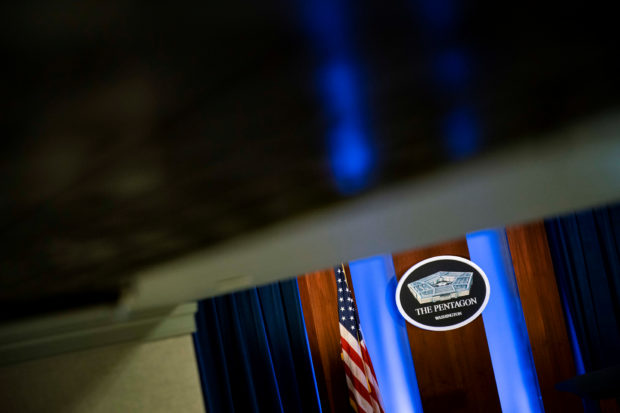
[395,255,490,331]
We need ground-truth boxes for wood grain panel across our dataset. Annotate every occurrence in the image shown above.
[392,239,502,413]
[506,222,583,412]
[298,269,350,413]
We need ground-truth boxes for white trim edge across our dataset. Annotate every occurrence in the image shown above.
[395,255,490,331]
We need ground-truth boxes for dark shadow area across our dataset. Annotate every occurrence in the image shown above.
[1,1,619,319]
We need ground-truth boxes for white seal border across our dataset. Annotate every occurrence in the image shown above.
[395,255,491,331]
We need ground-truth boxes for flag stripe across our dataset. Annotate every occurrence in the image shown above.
[340,329,365,369]
[340,320,379,396]
[340,323,363,352]
[360,342,378,378]
[360,342,383,410]
[335,265,385,413]
[340,328,363,356]
[342,363,373,406]
[342,352,372,394]
[345,375,373,413]
[342,344,370,389]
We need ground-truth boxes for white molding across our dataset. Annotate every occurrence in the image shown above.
[0,303,197,366]
[126,111,620,310]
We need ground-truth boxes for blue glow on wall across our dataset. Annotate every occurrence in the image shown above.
[301,0,374,195]
[299,0,349,56]
[416,0,458,32]
[320,60,361,119]
[328,121,373,194]
[466,229,544,413]
[434,48,470,90]
[442,105,479,160]
[319,60,373,194]
[349,255,424,413]
[320,60,373,194]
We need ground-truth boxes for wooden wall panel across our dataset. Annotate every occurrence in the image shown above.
[392,239,502,413]
[506,222,583,412]
[297,269,350,413]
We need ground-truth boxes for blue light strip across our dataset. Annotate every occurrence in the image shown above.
[466,229,544,413]
[295,280,323,413]
[545,221,586,375]
[321,59,374,194]
[300,0,374,195]
[349,255,424,413]
[555,275,586,375]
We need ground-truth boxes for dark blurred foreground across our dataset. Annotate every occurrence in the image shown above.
[1,1,619,320]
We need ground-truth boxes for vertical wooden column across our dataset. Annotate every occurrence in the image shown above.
[297,269,350,413]
[392,239,502,413]
[506,222,582,412]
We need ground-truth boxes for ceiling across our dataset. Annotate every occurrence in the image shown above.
[1,1,619,321]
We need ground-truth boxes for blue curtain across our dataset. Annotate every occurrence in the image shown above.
[545,204,620,375]
[193,280,321,413]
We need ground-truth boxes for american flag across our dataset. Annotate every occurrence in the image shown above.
[335,265,385,413]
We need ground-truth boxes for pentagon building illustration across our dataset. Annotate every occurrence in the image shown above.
[408,271,474,304]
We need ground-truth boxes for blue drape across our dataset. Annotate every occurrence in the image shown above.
[545,204,620,374]
[193,280,321,413]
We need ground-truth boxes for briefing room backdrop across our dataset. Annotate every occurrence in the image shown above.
[193,281,320,413]
[193,203,620,413]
